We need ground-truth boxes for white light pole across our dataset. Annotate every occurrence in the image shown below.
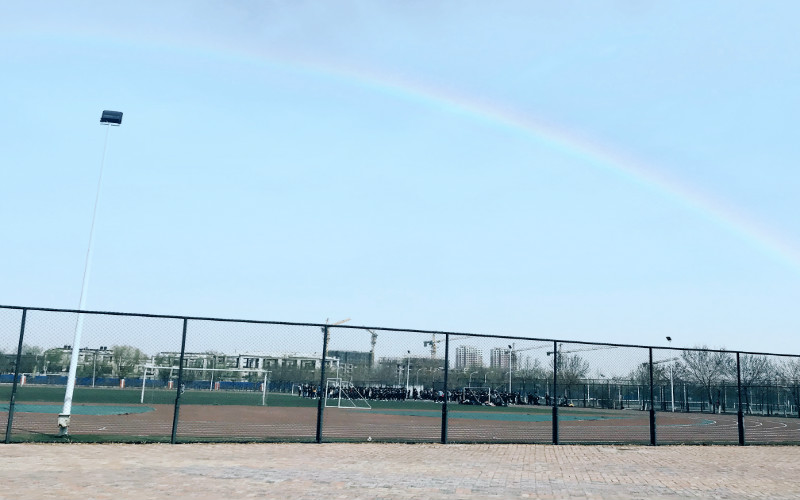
[684,383,688,412]
[59,110,122,436]
[667,336,675,412]
[209,355,216,391]
[140,364,149,404]
[91,349,98,388]
[405,350,411,400]
[507,344,514,393]
[587,382,592,407]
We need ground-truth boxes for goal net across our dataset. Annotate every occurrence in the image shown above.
[461,386,491,405]
[324,378,371,409]
[138,365,272,406]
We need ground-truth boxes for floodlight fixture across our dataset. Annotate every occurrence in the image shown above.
[100,110,123,125]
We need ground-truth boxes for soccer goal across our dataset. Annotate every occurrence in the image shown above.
[139,365,272,406]
[461,386,491,405]
[324,378,371,409]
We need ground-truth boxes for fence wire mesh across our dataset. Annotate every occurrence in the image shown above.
[176,320,320,442]
[653,348,739,444]
[741,353,800,445]
[320,326,442,443]
[3,305,800,446]
[5,310,183,442]
[554,343,650,444]
[444,336,552,444]
[0,308,22,378]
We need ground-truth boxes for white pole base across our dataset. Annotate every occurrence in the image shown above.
[57,414,71,436]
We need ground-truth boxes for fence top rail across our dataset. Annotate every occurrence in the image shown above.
[2,303,799,359]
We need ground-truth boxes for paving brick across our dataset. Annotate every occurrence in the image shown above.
[1,443,799,499]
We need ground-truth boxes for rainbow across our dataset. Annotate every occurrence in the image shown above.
[16,30,800,273]
[251,54,800,274]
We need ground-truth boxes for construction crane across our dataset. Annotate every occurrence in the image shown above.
[423,334,472,359]
[323,317,350,357]
[366,329,378,366]
[513,344,550,353]
[546,344,618,356]
[424,334,437,359]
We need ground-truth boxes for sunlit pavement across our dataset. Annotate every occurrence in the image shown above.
[1,443,798,499]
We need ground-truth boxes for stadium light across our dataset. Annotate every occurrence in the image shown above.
[58,110,123,436]
[100,110,123,125]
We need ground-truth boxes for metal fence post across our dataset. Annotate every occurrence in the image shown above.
[552,341,559,445]
[170,318,188,444]
[5,308,27,444]
[796,356,800,420]
[736,351,745,446]
[316,326,329,443]
[440,333,450,444]
[649,347,656,446]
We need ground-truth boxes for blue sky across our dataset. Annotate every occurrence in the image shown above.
[1,1,799,355]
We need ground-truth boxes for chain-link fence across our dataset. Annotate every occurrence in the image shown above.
[2,305,799,445]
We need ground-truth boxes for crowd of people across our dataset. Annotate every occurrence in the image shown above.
[297,383,573,407]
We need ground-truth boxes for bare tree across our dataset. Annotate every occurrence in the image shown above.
[112,345,147,379]
[676,347,731,408]
[17,345,43,374]
[43,348,69,374]
[154,353,177,382]
[728,354,773,414]
[554,353,590,399]
[778,357,800,419]
[517,357,547,393]
[628,362,669,387]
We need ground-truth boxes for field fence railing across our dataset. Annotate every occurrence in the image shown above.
[2,304,800,445]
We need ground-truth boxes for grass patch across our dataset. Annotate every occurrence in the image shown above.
[0,385,640,418]
[0,386,316,407]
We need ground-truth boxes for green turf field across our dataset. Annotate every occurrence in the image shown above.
[0,385,628,419]
[0,385,316,407]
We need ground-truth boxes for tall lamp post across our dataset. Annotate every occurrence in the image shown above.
[642,354,679,412]
[404,350,411,400]
[667,336,675,412]
[507,344,515,393]
[92,350,97,388]
[58,110,122,436]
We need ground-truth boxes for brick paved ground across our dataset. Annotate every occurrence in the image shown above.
[1,443,798,499]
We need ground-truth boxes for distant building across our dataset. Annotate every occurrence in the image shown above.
[153,351,337,372]
[489,347,518,370]
[454,346,484,369]
[328,350,372,375]
[32,346,114,376]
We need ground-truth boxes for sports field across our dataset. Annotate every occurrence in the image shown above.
[3,385,799,445]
